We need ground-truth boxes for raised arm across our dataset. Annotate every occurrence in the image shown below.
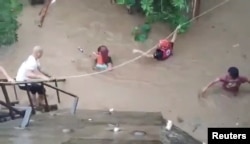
[241,77,250,84]
[170,25,181,43]
[0,66,14,82]
[37,67,51,78]
[200,78,220,98]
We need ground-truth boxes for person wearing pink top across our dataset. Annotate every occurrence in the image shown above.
[201,67,250,97]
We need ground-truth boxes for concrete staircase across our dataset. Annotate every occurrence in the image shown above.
[0,109,202,144]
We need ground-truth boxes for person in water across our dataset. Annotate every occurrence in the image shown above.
[132,25,181,61]
[200,67,250,97]
[92,45,113,71]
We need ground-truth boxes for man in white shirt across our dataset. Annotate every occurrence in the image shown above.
[16,46,51,107]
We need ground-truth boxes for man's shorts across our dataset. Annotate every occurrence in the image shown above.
[19,83,46,95]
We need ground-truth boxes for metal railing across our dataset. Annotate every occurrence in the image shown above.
[0,78,79,127]
[0,100,32,128]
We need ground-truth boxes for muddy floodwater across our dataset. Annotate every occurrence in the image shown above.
[0,0,250,142]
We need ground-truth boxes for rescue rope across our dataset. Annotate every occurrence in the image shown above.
[1,0,230,84]
[57,0,230,79]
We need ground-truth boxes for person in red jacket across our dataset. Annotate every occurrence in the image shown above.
[92,45,113,71]
[132,25,181,61]
[200,67,250,97]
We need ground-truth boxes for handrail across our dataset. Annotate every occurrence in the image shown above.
[43,83,77,98]
[0,78,78,115]
[0,100,32,128]
[42,83,79,114]
[0,78,66,85]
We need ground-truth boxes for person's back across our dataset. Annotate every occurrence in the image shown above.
[132,25,180,60]
[154,39,174,61]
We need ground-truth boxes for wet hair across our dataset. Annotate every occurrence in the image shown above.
[97,45,109,64]
[153,49,164,60]
[228,67,239,79]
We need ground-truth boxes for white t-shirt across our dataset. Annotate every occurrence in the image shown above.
[16,55,40,81]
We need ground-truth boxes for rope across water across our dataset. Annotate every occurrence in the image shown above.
[57,0,230,79]
[1,0,230,84]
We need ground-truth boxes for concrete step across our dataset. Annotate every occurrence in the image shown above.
[0,109,202,144]
[0,111,11,122]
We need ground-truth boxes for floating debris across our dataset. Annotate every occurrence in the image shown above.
[165,120,173,131]
[108,108,114,114]
[133,130,147,136]
[233,43,240,48]
[88,118,92,121]
[62,128,74,133]
[78,47,84,53]
[235,122,239,126]
[108,123,115,127]
[14,126,26,130]
[113,127,120,132]
[49,112,57,117]
[192,124,201,133]
[177,117,184,123]
[51,0,56,5]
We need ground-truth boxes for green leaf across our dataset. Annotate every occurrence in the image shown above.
[140,0,154,16]
[171,0,186,10]
[134,33,148,42]
[132,23,151,42]
[0,0,22,46]
[117,0,192,42]
[116,0,135,6]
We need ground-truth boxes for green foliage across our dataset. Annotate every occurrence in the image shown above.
[116,0,136,7]
[116,0,192,42]
[0,0,23,46]
[132,23,151,42]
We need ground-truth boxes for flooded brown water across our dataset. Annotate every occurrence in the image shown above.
[0,0,250,142]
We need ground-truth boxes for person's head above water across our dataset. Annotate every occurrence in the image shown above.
[228,67,239,79]
[97,45,109,53]
[32,45,43,59]
[97,45,109,63]
[158,39,171,49]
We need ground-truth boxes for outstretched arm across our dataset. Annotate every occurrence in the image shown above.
[200,78,220,98]
[246,78,250,83]
[38,67,51,78]
[0,66,14,82]
[132,49,153,58]
[242,77,250,84]
[171,25,181,43]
